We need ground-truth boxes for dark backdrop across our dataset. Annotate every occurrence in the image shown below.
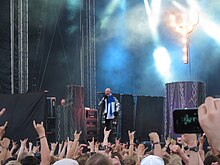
[135,96,164,141]
[0,92,46,143]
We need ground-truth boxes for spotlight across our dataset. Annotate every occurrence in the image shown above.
[182,38,187,44]
[169,8,198,64]
[183,52,189,64]
[153,47,172,81]
[182,46,187,52]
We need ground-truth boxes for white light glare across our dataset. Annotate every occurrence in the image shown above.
[153,47,172,80]
[144,0,161,42]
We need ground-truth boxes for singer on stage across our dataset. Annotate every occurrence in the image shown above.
[98,88,120,141]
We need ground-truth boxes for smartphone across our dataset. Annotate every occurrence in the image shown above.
[173,109,203,134]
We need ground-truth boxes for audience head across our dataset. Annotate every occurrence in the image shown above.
[122,156,136,165]
[204,155,220,165]
[86,153,112,165]
[53,159,79,165]
[141,155,164,165]
[20,156,40,165]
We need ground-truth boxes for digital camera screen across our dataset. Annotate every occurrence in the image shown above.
[173,109,203,134]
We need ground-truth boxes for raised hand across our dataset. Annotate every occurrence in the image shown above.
[51,142,58,151]
[88,137,95,152]
[74,131,82,141]
[11,140,18,150]
[198,97,220,152]
[0,108,6,117]
[170,144,181,153]
[115,138,120,146]
[198,133,205,150]
[137,144,146,158]
[0,138,10,149]
[58,142,63,155]
[104,127,111,138]
[128,130,135,143]
[95,141,100,152]
[149,132,159,143]
[0,121,8,139]
[33,120,45,138]
[165,137,171,146]
[28,142,33,154]
[20,138,28,148]
[32,146,40,154]
[182,134,197,148]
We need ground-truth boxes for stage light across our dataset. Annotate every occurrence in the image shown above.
[169,14,176,27]
[169,3,198,64]
[187,25,194,32]
[182,13,187,20]
[172,1,186,12]
[182,46,187,52]
[183,52,189,64]
[186,0,220,44]
[182,38,187,44]
[100,0,120,29]
[144,0,161,42]
[202,21,220,44]
[153,47,171,80]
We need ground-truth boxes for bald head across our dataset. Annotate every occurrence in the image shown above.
[105,88,111,96]
[61,99,65,106]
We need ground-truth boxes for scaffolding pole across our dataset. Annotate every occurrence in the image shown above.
[82,0,96,108]
[11,0,28,94]
[10,0,15,94]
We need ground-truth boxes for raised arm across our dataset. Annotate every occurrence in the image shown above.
[0,108,6,117]
[170,144,189,165]
[149,132,162,158]
[17,138,28,161]
[198,97,220,152]
[50,142,58,156]
[102,127,111,146]
[66,130,81,158]
[0,137,10,162]
[0,121,8,140]
[58,141,68,159]
[9,140,18,157]
[33,120,50,165]
[128,130,135,157]
[182,134,203,165]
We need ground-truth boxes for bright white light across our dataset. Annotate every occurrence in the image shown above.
[100,0,120,29]
[144,0,161,43]
[183,52,189,64]
[153,47,172,81]
[172,1,187,12]
[187,0,220,44]
[182,46,187,52]
[182,38,187,44]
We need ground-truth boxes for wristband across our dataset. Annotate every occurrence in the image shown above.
[184,146,189,150]
[38,135,46,140]
[153,142,160,145]
[189,146,199,152]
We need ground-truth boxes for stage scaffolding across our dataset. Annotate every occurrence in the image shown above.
[10,0,28,94]
[81,0,96,108]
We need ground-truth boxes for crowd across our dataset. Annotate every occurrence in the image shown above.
[0,97,219,165]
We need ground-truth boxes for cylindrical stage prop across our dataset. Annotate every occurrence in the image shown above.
[165,81,206,137]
